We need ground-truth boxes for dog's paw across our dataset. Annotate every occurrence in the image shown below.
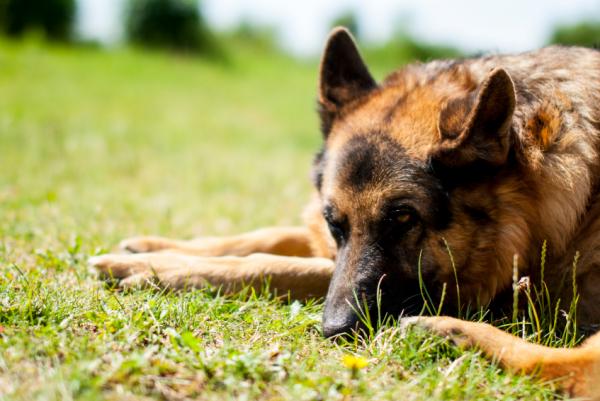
[89,252,205,291]
[119,236,176,253]
[89,253,151,280]
[398,316,451,339]
[89,253,168,289]
[398,316,471,346]
[398,316,428,337]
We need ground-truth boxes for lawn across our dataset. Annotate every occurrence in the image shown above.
[0,39,565,400]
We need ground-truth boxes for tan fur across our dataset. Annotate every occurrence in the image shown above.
[91,28,600,399]
[402,316,600,400]
[120,226,315,257]
[91,251,333,300]
[315,45,600,316]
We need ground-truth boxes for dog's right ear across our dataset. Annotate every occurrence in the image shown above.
[318,27,377,137]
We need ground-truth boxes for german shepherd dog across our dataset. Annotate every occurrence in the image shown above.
[90,28,600,398]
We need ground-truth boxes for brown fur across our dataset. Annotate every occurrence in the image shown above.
[91,28,600,399]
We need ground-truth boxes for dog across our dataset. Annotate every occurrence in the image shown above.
[90,28,600,399]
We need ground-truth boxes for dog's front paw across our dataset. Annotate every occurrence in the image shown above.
[398,316,428,336]
[89,253,206,291]
[119,236,177,253]
[399,316,472,347]
[89,253,153,280]
[89,253,160,289]
[89,253,175,285]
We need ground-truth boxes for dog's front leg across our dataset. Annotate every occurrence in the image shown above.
[119,226,315,257]
[401,316,600,399]
[89,252,333,300]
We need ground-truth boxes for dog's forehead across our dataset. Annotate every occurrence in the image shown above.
[332,134,413,188]
[322,134,433,215]
[328,65,478,160]
[319,65,477,214]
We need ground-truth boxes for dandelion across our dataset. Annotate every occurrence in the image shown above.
[342,355,368,369]
[342,355,368,379]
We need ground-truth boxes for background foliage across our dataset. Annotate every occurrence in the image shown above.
[549,20,600,48]
[125,0,217,53]
[0,0,76,41]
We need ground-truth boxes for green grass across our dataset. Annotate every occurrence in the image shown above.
[0,38,566,400]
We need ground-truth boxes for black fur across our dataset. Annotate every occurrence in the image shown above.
[311,147,326,190]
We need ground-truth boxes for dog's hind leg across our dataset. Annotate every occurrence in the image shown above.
[119,226,315,257]
[90,252,333,300]
[402,316,600,399]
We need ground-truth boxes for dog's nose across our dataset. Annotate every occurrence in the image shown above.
[322,311,360,338]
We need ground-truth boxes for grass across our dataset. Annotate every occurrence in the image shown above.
[0,38,569,400]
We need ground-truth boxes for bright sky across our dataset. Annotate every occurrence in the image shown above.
[77,0,600,56]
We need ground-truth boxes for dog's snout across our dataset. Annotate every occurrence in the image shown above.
[322,243,383,338]
[322,309,360,338]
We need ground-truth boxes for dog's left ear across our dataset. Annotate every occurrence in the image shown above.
[433,68,516,167]
[318,27,377,137]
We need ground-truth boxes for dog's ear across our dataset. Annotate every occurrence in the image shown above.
[318,27,376,137]
[433,68,516,167]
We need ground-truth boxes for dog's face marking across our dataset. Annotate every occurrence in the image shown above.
[319,133,451,335]
[328,135,451,235]
[316,29,517,337]
[338,135,380,190]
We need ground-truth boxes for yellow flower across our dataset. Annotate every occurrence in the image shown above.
[342,355,368,370]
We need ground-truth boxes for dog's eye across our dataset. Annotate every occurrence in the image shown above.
[386,207,417,228]
[323,205,348,244]
[395,212,412,224]
[323,211,346,243]
[327,221,344,242]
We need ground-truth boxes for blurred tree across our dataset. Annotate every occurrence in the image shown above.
[0,0,75,41]
[549,20,600,48]
[331,11,360,39]
[126,0,216,53]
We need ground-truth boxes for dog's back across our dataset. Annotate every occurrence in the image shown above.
[378,46,600,158]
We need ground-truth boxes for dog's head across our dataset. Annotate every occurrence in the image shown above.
[315,28,517,337]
